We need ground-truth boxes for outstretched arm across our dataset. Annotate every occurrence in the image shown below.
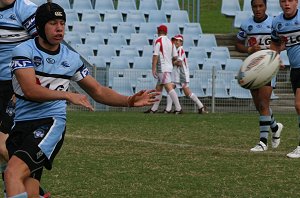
[77,75,160,107]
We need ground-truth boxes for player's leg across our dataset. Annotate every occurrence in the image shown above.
[144,83,163,113]
[250,87,271,151]
[182,85,208,114]
[165,83,176,113]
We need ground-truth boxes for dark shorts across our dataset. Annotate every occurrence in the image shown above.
[0,80,14,134]
[290,68,300,95]
[6,117,66,180]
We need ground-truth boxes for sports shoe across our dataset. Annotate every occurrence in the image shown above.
[163,109,172,114]
[271,123,283,148]
[174,109,183,115]
[250,141,268,152]
[144,109,157,114]
[287,146,300,158]
[198,106,208,114]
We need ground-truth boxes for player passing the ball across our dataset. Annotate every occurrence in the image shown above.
[4,2,159,197]
[271,0,300,158]
[236,0,283,152]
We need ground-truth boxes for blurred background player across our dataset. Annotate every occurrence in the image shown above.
[144,25,182,114]
[271,0,300,158]
[4,2,159,197]
[164,34,208,114]
[236,0,283,152]
[0,0,50,197]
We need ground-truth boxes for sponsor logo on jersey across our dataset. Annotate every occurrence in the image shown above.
[61,61,70,68]
[33,56,43,67]
[11,59,34,69]
[9,14,16,20]
[24,17,35,30]
[248,25,253,32]
[46,58,55,64]
[33,128,45,138]
[36,150,44,159]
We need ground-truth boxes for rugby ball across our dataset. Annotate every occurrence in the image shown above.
[237,49,280,89]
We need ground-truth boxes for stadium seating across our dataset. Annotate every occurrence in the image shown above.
[97,44,117,62]
[107,33,128,46]
[193,70,212,89]
[64,32,82,47]
[197,34,218,55]
[164,23,180,37]
[133,57,152,70]
[116,23,136,35]
[189,78,206,97]
[183,23,203,36]
[148,10,168,23]
[170,10,190,25]
[280,50,290,67]
[84,32,105,51]
[70,21,92,33]
[81,10,101,24]
[138,0,158,11]
[187,47,208,60]
[182,34,196,48]
[224,58,243,71]
[29,0,44,6]
[94,22,114,35]
[74,44,95,59]
[53,0,71,9]
[142,45,153,57]
[125,10,146,26]
[221,0,241,17]
[117,0,137,11]
[129,33,150,47]
[234,11,252,28]
[94,0,115,11]
[119,45,139,58]
[230,80,252,99]
[160,0,180,11]
[201,58,223,71]
[111,76,134,95]
[72,0,93,10]
[103,10,124,23]
[242,0,251,11]
[87,56,107,68]
[206,78,231,98]
[135,77,156,93]
[210,47,231,67]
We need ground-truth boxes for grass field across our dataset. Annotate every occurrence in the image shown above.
[42,111,300,197]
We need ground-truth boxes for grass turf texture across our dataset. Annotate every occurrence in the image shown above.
[42,111,300,197]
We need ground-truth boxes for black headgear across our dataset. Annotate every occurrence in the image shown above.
[35,2,66,42]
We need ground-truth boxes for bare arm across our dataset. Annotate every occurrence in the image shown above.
[77,75,160,107]
[15,68,94,111]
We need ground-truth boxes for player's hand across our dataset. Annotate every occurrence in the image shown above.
[127,89,160,107]
[152,69,158,79]
[248,45,261,54]
[67,92,94,111]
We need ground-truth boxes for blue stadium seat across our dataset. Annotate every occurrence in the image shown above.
[72,0,93,10]
[224,58,243,71]
[94,0,115,11]
[116,23,136,35]
[87,56,107,68]
[84,33,105,51]
[142,45,153,57]
[135,77,156,93]
[64,32,82,47]
[74,44,95,59]
[221,0,241,16]
[117,0,137,11]
[230,80,252,99]
[163,23,180,37]
[201,58,222,71]
[187,58,202,71]
[125,10,146,27]
[210,47,231,67]
[94,22,114,35]
[234,11,252,28]
[129,33,149,48]
[111,76,134,95]
[70,21,92,33]
[189,78,206,97]
[243,0,251,11]
[148,10,168,23]
[197,34,218,54]
[182,34,196,48]
[139,22,158,41]
[81,10,101,24]
[52,0,71,9]
[103,10,124,23]
[160,0,180,11]
[280,50,290,67]
[183,23,203,36]
[133,56,152,69]
[110,56,130,69]
[206,78,231,98]
[119,45,139,58]
[139,0,158,11]
[107,33,128,46]
[193,70,212,89]
[187,47,208,60]
[170,10,190,25]
[97,44,117,62]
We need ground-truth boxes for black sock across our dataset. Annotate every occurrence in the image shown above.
[271,125,278,133]
[260,137,267,145]
[39,186,45,196]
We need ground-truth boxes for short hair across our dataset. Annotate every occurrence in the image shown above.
[251,0,267,6]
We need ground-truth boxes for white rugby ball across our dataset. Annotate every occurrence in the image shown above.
[237,49,280,89]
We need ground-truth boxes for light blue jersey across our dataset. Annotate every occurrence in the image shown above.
[0,0,37,80]
[10,38,89,121]
[237,15,273,49]
[271,10,300,68]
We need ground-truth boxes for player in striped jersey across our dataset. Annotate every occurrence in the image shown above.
[4,2,159,197]
[271,0,300,158]
[236,0,283,152]
[164,34,208,114]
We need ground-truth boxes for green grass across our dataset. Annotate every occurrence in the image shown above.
[42,111,300,197]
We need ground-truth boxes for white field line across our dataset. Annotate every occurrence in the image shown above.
[66,134,289,156]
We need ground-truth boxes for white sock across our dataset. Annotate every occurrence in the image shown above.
[10,192,28,198]
[168,89,181,111]
[165,95,173,111]
[151,94,162,111]
[189,93,203,109]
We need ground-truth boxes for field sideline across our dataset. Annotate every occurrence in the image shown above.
[41,111,300,197]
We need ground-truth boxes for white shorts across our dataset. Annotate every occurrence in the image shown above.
[157,72,172,85]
